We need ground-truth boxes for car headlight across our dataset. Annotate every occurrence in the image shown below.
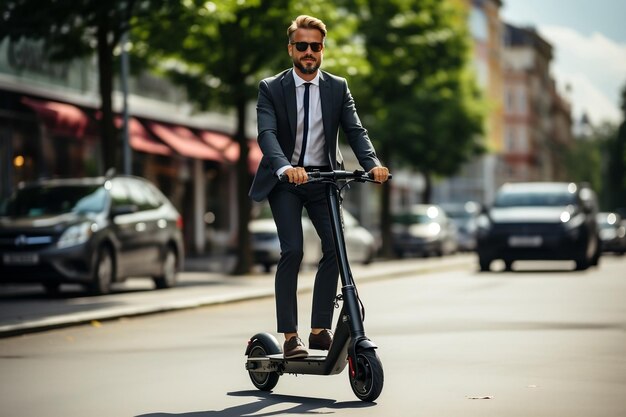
[562,212,584,229]
[57,222,94,248]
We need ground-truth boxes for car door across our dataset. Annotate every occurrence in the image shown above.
[123,178,163,276]
[108,179,139,277]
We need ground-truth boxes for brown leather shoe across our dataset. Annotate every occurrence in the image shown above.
[283,336,308,359]
[309,329,333,351]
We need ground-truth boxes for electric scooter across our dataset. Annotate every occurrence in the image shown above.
[244,169,391,402]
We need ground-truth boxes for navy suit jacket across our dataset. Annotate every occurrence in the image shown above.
[249,68,381,202]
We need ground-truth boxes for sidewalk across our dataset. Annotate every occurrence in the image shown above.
[0,254,475,338]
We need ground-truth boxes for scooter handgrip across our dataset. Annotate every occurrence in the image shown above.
[366,172,393,180]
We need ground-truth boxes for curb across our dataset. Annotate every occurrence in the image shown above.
[0,255,476,338]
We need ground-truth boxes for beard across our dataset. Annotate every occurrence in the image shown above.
[292,54,321,74]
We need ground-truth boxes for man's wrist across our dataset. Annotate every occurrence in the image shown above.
[276,165,292,177]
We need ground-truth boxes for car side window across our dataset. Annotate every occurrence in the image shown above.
[109,180,132,208]
[141,182,165,209]
[125,179,160,211]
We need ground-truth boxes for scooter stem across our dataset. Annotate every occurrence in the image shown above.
[326,183,355,289]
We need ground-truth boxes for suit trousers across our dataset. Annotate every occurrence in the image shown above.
[267,181,339,333]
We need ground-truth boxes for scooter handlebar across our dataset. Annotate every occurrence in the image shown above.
[278,169,392,183]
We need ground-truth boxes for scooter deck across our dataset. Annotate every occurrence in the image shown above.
[266,353,327,361]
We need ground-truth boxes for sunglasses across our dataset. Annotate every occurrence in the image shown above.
[290,41,323,53]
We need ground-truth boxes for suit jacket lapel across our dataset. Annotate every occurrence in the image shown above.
[319,71,333,165]
[281,69,297,158]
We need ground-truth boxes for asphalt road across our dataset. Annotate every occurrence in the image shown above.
[1,256,625,417]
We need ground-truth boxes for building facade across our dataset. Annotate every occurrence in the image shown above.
[0,36,261,257]
[502,23,573,184]
[434,0,573,206]
[434,0,505,205]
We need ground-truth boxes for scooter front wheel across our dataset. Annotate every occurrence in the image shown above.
[247,341,280,391]
[349,349,384,402]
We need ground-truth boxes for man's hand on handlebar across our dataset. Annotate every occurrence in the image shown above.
[369,166,390,183]
[284,167,308,184]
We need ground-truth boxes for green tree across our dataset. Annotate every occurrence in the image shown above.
[344,0,485,256]
[0,0,149,172]
[566,120,622,211]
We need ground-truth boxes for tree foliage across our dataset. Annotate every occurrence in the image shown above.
[351,0,484,180]
[339,0,485,255]
[605,84,626,211]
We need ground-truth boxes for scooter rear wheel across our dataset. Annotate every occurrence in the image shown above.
[349,349,384,402]
[247,341,280,391]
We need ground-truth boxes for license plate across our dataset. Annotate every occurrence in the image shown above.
[2,253,40,265]
[508,236,543,247]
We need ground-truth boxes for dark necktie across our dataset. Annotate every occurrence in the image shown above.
[297,82,311,167]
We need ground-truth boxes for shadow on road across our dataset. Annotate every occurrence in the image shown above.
[135,390,375,416]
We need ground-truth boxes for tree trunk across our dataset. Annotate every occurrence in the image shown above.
[97,17,118,173]
[231,97,253,275]
[379,142,394,258]
[380,174,393,258]
[421,170,432,204]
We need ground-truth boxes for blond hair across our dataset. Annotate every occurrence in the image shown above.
[287,15,327,41]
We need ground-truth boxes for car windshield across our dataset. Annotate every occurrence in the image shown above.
[393,213,435,225]
[0,185,107,217]
[597,214,620,229]
[494,191,576,207]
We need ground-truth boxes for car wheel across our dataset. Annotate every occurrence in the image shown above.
[504,260,514,271]
[479,257,491,272]
[362,248,374,265]
[575,256,590,271]
[153,247,178,289]
[89,246,114,295]
[43,283,61,296]
[591,237,601,266]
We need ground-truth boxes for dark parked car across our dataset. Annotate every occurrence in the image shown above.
[392,204,458,258]
[476,182,601,271]
[597,212,626,255]
[0,175,184,295]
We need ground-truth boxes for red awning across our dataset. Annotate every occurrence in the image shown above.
[21,96,91,138]
[199,131,262,172]
[147,122,223,162]
[199,130,239,162]
[248,141,263,173]
[220,139,263,173]
[114,117,172,156]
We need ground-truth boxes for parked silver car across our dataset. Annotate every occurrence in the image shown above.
[392,204,458,258]
[250,206,378,272]
[597,212,626,255]
[439,201,480,252]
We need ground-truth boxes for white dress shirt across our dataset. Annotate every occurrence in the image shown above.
[276,69,327,177]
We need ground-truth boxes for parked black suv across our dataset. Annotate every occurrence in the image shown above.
[476,182,601,271]
[0,175,184,294]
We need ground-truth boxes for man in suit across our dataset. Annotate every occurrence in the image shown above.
[249,15,389,359]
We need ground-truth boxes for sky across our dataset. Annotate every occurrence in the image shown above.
[500,0,626,126]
